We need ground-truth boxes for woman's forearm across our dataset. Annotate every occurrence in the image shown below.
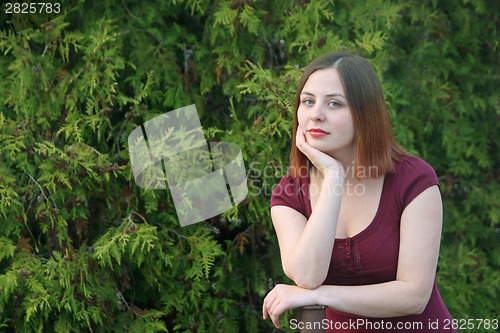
[262,279,433,329]
[313,280,431,317]
[284,175,343,289]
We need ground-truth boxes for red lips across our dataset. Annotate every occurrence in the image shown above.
[308,128,330,137]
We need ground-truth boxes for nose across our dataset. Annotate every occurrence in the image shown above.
[310,104,325,121]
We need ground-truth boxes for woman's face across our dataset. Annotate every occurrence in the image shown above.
[297,68,356,160]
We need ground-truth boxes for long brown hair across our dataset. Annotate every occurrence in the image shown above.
[289,52,408,179]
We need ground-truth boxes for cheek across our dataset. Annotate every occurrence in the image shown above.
[297,108,307,128]
[343,117,356,141]
[337,113,355,132]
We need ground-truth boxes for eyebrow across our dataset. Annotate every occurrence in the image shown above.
[301,91,346,99]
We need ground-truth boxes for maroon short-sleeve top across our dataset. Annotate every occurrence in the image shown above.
[270,155,456,332]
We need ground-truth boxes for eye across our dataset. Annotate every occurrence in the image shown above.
[301,99,314,105]
[328,100,341,108]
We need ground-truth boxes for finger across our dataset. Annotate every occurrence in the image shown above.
[263,300,273,320]
[269,294,281,315]
[262,296,270,319]
[295,127,303,149]
[262,292,276,320]
[270,304,282,328]
[296,126,303,142]
[268,294,285,328]
[296,127,310,156]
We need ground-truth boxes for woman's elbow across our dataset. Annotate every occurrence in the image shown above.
[284,268,325,290]
[412,297,429,315]
[404,290,431,315]
[296,279,323,290]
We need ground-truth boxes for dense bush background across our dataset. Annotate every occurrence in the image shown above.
[0,0,498,332]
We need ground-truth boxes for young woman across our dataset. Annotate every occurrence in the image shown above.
[262,52,456,332]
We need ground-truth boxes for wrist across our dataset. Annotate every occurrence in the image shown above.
[315,285,342,309]
[309,285,325,306]
[321,173,345,191]
[321,165,345,183]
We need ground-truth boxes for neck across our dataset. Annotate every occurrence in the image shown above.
[331,149,356,179]
[310,159,358,183]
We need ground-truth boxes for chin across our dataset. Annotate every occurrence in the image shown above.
[311,144,335,156]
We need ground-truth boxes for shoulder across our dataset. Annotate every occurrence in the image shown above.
[397,155,436,173]
[393,155,440,210]
[270,174,308,217]
[394,155,438,182]
[270,174,304,205]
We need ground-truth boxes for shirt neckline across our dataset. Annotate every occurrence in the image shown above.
[303,172,391,243]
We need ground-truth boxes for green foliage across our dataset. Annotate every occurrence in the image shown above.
[0,0,498,332]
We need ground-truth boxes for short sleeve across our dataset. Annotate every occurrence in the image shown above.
[396,156,440,211]
[270,174,308,218]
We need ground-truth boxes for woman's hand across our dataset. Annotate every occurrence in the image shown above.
[296,126,344,182]
[262,284,317,328]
